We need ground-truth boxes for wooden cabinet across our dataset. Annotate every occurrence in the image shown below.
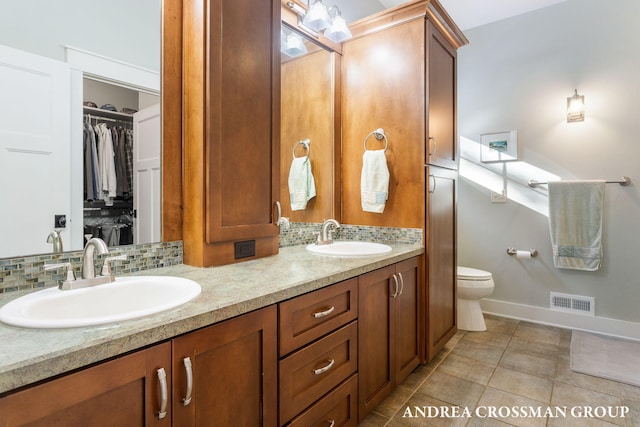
[0,342,172,427]
[426,166,457,360]
[0,307,278,427]
[357,257,420,422]
[278,279,359,426]
[426,20,458,169]
[172,306,278,427]
[182,0,281,266]
[342,1,466,363]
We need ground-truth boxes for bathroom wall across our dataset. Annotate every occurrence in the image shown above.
[0,0,159,71]
[457,0,640,332]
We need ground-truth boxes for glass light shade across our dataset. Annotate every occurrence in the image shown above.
[282,33,307,57]
[567,90,585,122]
[302,0,331,32]
[324,15,352,42]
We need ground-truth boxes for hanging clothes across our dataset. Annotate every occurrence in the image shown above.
[95,122,118,204]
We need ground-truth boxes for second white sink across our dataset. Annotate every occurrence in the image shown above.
[0,276,201,329]
[306,241,392,257]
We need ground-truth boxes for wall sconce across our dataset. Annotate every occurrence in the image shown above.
[286,1,352,43]
[567,89,585,122]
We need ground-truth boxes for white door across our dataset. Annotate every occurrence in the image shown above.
[133,103,161,244]
[0,45,72,257]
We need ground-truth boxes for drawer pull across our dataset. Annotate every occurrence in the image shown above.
[313,358,335,375]
[327,420,335,427]
[182,357,193,406]
[312,305,335,319]
[157,367,168,419]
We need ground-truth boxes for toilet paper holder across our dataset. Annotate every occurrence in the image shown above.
[507,247,538,257]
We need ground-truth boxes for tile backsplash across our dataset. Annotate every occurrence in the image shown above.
[0,241,183,293]
[0,224,421,294]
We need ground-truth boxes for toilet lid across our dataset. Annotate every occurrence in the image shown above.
[457,266,492,280]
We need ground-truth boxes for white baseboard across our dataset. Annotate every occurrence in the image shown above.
[480,298,640,342]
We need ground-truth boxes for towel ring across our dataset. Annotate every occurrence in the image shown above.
[292,139,310,159]
[363,128,388,152]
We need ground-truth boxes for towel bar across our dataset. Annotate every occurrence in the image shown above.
[528,176,631,188]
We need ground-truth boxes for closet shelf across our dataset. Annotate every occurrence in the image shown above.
[83,106,133,121]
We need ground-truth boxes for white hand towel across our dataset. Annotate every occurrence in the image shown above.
[361,150,389,213]
[288,156,316,210]
[548,180,605,271]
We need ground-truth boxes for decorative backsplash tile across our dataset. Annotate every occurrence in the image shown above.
[279,222,423,247]
[0,225,421,294]
[0,241,183,293]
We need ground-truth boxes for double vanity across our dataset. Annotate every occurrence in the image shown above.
[0,241,422,425]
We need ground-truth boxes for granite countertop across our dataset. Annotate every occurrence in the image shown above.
[0,243,423,395]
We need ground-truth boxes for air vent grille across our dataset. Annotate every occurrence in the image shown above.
[550,292,594,316]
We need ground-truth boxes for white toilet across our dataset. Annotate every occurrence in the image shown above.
[457,266,495,331]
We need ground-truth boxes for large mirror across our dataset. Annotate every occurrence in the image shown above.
[280,24,340,223]
[0,0,161,258]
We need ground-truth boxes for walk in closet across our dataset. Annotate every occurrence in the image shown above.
[82,79,160,247]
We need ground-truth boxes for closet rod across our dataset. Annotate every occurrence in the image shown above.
[528,176,631,188]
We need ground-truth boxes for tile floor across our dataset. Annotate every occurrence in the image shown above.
[360,315,640,426]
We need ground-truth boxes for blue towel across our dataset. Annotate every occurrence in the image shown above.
[548,180,605,271]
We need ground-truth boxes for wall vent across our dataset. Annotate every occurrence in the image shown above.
[550,292,595,316]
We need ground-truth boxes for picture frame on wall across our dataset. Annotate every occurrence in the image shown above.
[480,130,518,163]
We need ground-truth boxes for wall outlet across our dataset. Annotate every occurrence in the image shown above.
[490,191,507,203]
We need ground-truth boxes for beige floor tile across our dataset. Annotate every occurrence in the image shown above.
[415,370,485,408]
[373,386,414,419]
[437,353,496,386]
[488,366,552,404]
[499,348,557,379]
[452,339,505,366]
[359,410,391,427]
[466,416,513,426]
[551,382,625,426]
[484,316,519,336]
[506,335,559,360]
[461,330,512,350]
[513,322,562,346]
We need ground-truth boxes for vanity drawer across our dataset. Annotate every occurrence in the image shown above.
[286,374,358,427]
[279,278,357,356]
[279,321,358,424]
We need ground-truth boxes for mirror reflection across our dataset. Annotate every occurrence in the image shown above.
[280,24,337,223]
[0,1,161,258]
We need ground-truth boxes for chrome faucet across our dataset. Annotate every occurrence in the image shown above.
[44,237,126,290]
[82,237,110,279]
[317,219,341,245]
[46,230,63,253]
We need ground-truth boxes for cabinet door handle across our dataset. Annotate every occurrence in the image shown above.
[429,175,437,194]
[274,201,282,225]
[157,367,168,419]
[182,357,193,406]
[391,274,399,298]
[312,305,335,318]
[398,272,405,296]
[428,136,437,158]
[313,358,335,375]
[327,420,336,427]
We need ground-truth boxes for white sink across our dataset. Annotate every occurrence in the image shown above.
[306,241,392,257]
[0,276,201,329]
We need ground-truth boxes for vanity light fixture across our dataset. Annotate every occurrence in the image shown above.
[567,89,585,122]
[286,1,352,43]
[282,33,308,57]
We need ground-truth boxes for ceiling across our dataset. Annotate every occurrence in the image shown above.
[333,0,570,30]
